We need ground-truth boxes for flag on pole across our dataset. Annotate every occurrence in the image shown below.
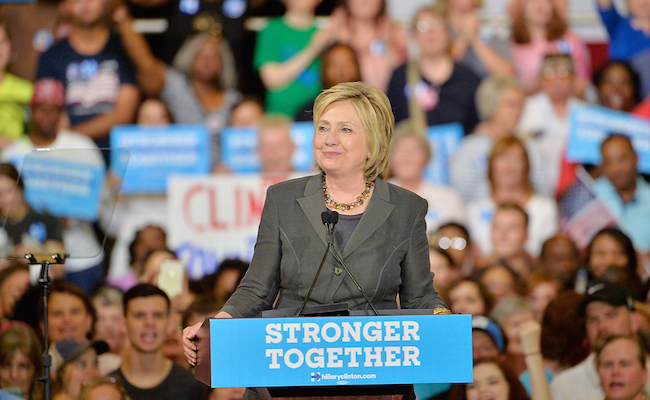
[558,167,618,249]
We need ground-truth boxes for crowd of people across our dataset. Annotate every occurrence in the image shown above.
[0,0,649,399]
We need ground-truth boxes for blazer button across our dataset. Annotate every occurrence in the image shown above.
[334,267,342,276]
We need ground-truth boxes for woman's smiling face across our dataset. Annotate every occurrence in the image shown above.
[313,100,370,179]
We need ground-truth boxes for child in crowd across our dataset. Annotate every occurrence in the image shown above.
[52,340,107,400]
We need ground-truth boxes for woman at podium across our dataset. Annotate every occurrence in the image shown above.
[183,81,450,365]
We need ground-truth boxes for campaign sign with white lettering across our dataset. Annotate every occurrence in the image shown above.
[110,124,210,194]
[220,122,315,172]
[424,123,464,185]
[204,315,471,388]
[567,105,650,173]
[20,156,105,221]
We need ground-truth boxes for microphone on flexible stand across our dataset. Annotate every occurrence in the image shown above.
[324,210,338,244]
[327,211,380,316]
[295,210,338,316]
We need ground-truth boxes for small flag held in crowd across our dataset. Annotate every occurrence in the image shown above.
[558,167,618,249]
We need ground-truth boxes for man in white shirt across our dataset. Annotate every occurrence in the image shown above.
[550,281,649,400]
[517,54,582,195]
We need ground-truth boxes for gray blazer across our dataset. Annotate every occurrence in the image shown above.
[221,173,447,318]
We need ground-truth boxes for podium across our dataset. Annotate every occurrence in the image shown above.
[194,312,472,399]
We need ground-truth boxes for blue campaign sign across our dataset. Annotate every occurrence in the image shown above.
[424,123,464,185]
[567,105,650,173]
[220,126,258,172]
[221,122,315,173]
[110,124,211,194]
[20,156,105,221]
[205,314,472,388]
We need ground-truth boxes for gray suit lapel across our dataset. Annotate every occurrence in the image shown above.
[297,174,328,246]
[341,178,394,258]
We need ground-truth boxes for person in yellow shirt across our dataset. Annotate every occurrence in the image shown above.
[0,23,33,148]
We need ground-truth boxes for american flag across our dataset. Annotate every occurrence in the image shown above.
[558,168,618,248]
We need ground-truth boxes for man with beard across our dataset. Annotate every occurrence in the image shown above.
[550,281,650,400]
[35,0,139,163]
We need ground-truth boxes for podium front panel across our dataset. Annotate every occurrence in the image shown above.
[197,314,472,388]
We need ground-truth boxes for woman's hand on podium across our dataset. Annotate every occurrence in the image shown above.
[183,311,232,366]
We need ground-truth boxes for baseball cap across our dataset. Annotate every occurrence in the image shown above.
[54,339,109,372]
[577,281,634,317]
[472,315,505,353]
[30,79,65,108]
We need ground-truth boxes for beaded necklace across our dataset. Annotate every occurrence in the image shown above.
[322,174,373,211]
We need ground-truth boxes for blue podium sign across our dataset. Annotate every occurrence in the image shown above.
[110,124,211,194]
[199,314,472,388]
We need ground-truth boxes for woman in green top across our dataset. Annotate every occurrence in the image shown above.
[254,0,337,118]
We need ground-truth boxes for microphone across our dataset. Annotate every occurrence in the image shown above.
[326,211,380,316]
[296,211,338,316]
[321,210,338,243]
[329,210,339,224]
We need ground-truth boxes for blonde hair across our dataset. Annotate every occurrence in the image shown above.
[412,4,449,32]
[258,113,292,133]
[475,76,523,121]
[392,120,432,162]
[313,82,394,181]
